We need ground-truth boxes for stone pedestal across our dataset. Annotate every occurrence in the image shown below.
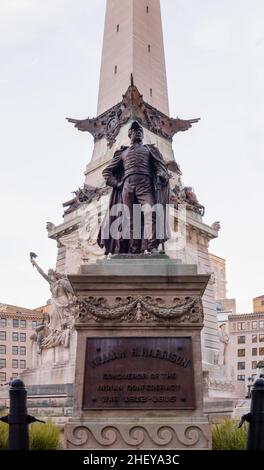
[19,335,76,422]
[64,257,212,450]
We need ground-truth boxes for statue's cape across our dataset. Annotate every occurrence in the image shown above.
[97,144,170,255]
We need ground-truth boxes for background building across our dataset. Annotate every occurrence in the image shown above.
[209,253,236,315]
[253,295,264,313]
[217,299,237,316]
[0,303,48,385]
[209,253,227,300]
[227,312,264,387]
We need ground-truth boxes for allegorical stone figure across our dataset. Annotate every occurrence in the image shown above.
[98,121,170,255]
[218,323,230,366]
[30,254,76,351]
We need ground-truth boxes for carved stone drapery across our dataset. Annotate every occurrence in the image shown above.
[76,295,203,325]
[67,81,199,148]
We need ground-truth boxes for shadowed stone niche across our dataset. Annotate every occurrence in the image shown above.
[64,257,212,450]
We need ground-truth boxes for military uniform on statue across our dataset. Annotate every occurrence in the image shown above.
[98,121,170,255]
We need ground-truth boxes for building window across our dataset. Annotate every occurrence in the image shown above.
[259,321,264,328]
[12,332,19,341]
[0,332,6,341]
[252,335,257,343]
[20,320,26,328]
[252,361,258,369]
[20,360,26,369]
[259,347,264,355]
[0,372,6,382]
[20,346,26,356]
[252,348,258,356]
[150,88,153,97]
[238,322,245,330]
[116,24,119,32]
[252,321,258,329]
[20,333,26,342]
[148,44,151,53]
[0,318,6,327]
[237,349,245,357]
[259,334,264,343]
[0,345,6,354]
[114,65,117,74]
[0,358,6,368]
[237,362,245,370]
[13,319,19,328]
[238,336,246,344]
[216,303,222,313]
[237,375,245,381]
[12,346,18,355]
[12,359,18,369]
[32,321,37,329]
[261,301,264,306]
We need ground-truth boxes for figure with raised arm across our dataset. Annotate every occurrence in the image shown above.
[29,253,76,351]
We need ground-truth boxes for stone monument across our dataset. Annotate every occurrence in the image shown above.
[20,0,233,421]
[64,259,211,450]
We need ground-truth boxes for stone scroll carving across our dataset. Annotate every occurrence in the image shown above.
[65,422,210,449]
[76,295,203,324]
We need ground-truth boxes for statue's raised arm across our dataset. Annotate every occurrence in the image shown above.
[29,252,50,283]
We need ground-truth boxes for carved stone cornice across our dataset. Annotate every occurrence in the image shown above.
[0,311,47,321]
[67,80,199,148]
[76,295,203,325]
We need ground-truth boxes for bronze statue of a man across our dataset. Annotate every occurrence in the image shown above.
[98,121,170,255]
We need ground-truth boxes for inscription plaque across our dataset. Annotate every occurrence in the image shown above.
[83,337,195,410]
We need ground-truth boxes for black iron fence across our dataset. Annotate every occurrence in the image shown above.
[239,376,264,450]
[0,378,45,450]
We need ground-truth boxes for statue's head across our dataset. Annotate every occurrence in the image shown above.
[128,121,144,144]
[48,269,58,281]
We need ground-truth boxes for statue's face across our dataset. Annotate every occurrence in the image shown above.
[130,127,143,144]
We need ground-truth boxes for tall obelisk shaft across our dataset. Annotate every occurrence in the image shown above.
[97,0,169,116]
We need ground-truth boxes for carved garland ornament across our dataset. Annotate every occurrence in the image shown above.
[76,296,203,324]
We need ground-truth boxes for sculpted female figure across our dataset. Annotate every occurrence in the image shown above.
[30,254,76,350]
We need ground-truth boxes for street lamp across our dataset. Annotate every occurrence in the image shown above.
[246,376,254,399]
[256,360,264,378]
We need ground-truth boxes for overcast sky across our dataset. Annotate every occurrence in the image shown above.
[0,0,263,313]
